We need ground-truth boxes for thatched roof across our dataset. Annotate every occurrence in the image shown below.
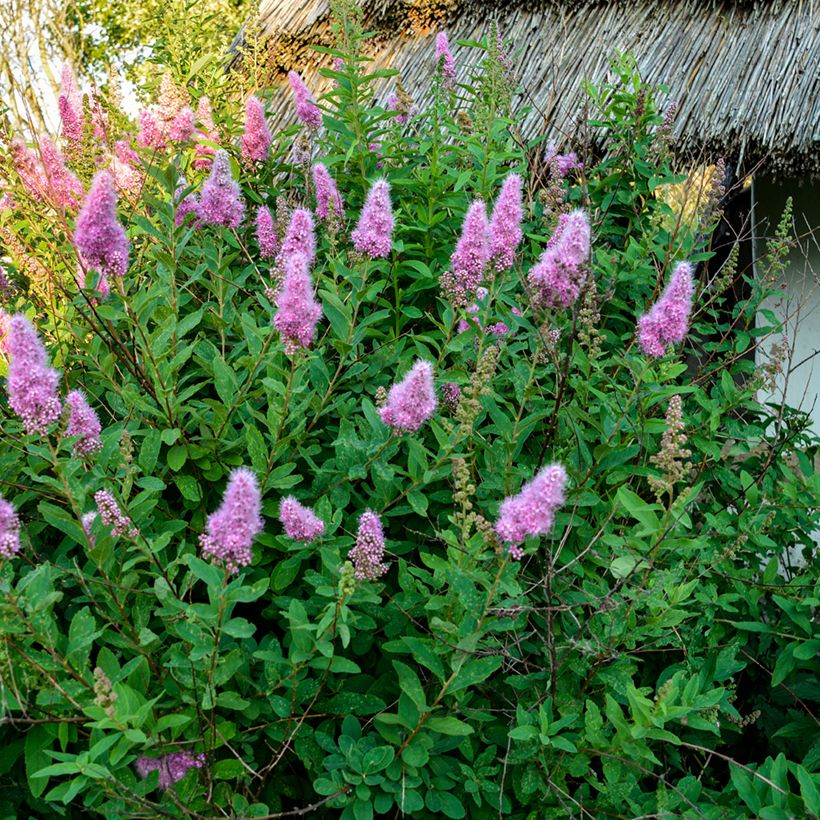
[254,0,820,176]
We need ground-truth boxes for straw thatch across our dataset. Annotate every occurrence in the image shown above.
[251,0,820,176]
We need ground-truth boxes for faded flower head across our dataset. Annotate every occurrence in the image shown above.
[495,463,567,557]
[6,315,62,436]
[648,395,692,499]
[94,490,138,540]
[65,390,102,457]
[0,495,21,559]
[440,200,490,308]
[136,752,206,790]
[74,171,130,280]
[312,163,344,222]
[351,179,393,258]
[288,71,322,129]
[200,467,264,573]
[489,173,523,272]
[637,261,694,357]
[279,497,325,543]
[241,95,272,163]
[255,206,278,258]
[197,149,244,229]
[273,252,323,355]
[379,359,437,433]
[441,382,461,412]
[349,510,388,580]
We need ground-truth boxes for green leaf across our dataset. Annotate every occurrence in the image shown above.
[167,444,188,471]
[426,716,474,736]
[449,657,503,693]
[392,660,427,711]
[187,555,224,588]
[213,356,238,405]
[139,429,161,474]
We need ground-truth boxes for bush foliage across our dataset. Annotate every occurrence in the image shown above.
[1,8,818,818]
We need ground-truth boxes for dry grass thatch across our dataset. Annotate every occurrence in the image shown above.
[253,0,820,176]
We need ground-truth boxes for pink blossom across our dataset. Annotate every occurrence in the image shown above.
[348,510,388,580]
[110,140,142,198]
[196,150,244,229]
[168,107,195,143]
[0,495,21,559]
[495,464,567,557]
[137,110,166,150]
[74,171,130,280]
[58,62,83,142]
[435,32,457,90]
[136,752,205,789]
[193,96,219,170]
[279,497,325,542]
[278,208,316,268]
[637,262,694,357]
[379,359,437,433]
[544,141,583,177]
[200,467,263,573]
[94,490,138,539]
[174,177,199,227]
[273,253,322,355]
[351,179,393,258]
[440,200,489,308]
[312,163,344,221]
[255,206,278,257]
[527,210,590,309]
[6,315,61,436]
[288,71,322,129]
[241,96,272,163]
[10,139,46,202]
[489,173,523,271]
[65,390,102,456]
[39,136,84,210]
[387,94,408,125]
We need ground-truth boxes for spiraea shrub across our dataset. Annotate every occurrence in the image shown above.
[1,11,818,819]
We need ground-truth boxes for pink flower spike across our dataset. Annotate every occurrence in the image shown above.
[10,139,46,202]
[199,467,263,573]
[278,208,316,268]
[255,206,278,258]
[58,62,83,142]
[637,261,695,357]
[94,490,138,539]
[65,390,102,457]
[196,149,244,229]
[0,495,22,559]
[137,110,166,150]
[349,509,388,580]
[241,96,272,163]
[39,136,84,210]
[288,71,322,129]
[489,173,523,271]
[168,107,195,143]
[174,176,199,227]
[435,32,457,90]
[379,359,437,433]
[495,464,567,555]
[312,163,344,222]
[74,171,130,279]
[6,315,62,436]
[110,140,142,198]
[273,252,323,355]
[440,199,489,308]
[279,496,325,542]
[351,179,393,258]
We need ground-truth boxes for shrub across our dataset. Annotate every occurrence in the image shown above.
[0,11,818,819]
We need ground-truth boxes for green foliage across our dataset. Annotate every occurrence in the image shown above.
[0,20,818,820]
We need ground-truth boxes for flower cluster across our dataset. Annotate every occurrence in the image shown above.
[255,206,278,258]
[197,150,244,229]
[495,464,567,557]
[279,208,316,269]
[488,173,523,272]
[58,62,83,143]
[440,200,489,308]
[39,136,84,210]
[273,253,323,354]
[528,210,590,309]
[435,32,457,90]
[637,262,695,357]
[349,510,388,580]
[648,395,692,499]
[94,491,138,539]
[200,468,264,573]
[379,359,437,433]
[351,180,393,258]
[288,71,322,129]
[241,96,272,163]
[312,163,344,222]
[173,177,199,227]
[65,390,103,456]
[0,495,21,559]
[279,497,325,542]
[136,752,206,789]
[74,171,130,281]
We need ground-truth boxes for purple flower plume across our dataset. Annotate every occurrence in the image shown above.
[288,71,322,129]
[39,136,84,210]
[255,206,278,258]
[349,510,388,580]
[94,490,138,539]
[6,315,61,436]
[74,171,130,280]
[312,163,344,222]
[65,390,102,456]
[278,208,316,269]
[527,209,590,309]
[440,200,489,308]
[273,253,323,355]
[351,179,393,258]
[136,752,205,789]
[241,95,272,163]
[0,495,22,559]
[58,62,83,143]
[637,262,695,357]
[435,32,457,90]
[200,467,263,573]
[196,149,244,229]
[279,497,325,542]
[379,359,437,433]
[174,177,199,227]
[489,173,523,271]
[495,464,567,558]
